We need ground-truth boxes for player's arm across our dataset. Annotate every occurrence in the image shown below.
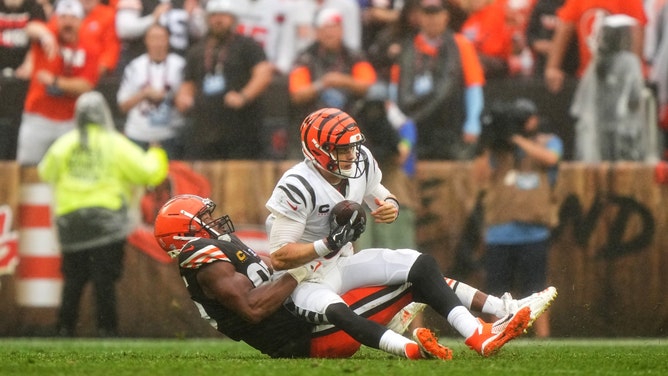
[196,261,301,323]
[269,213,358,270]
[365,173,399,224]
[268,214,321,270]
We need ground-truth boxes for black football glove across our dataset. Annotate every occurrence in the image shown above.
[351,217,365,241]
[324,211,361,258]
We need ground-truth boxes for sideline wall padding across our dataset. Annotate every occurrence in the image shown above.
[0,161,665,337]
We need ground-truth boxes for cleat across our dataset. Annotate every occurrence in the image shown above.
[501,286,558,329]
[412,328,453,360]
[387,302,427,334]
[465,306,531,357]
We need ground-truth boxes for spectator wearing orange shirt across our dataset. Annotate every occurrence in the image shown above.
[16,0,100,165]
[289,8,377,126]
[544,0,647,93]
[460,0,513,78]
[80,0,119,76]
[393,0,485,160]
[47,0,119,77]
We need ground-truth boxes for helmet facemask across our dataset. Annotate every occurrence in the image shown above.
[322,139,367,178]
[161,197,235,258]
[185,198,235,240]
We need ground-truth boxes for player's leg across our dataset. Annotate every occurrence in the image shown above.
[336,249,533,356]
[310,285,413,358]
[336,248,526,356]
[405,253,531,356]
[337,249,496,349]
[391,277,558,335]
[296,281,449,360]
[323,302,450,360]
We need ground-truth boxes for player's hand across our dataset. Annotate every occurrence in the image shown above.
[350,212,365,241]
[371,198,398,224]
[286,263,314,283]
[325,212,360,256]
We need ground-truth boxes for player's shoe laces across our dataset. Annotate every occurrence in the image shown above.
[387,302,427,334]
[410,328,453,360]
[501,286,558,329]
[465,306,531,357]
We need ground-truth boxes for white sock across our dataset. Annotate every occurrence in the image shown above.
[447,306,480,338]
[378,329,413,357]
[481,295,504,317]
[450,280,476,309]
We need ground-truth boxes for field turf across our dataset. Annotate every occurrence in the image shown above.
[2,337,665,375]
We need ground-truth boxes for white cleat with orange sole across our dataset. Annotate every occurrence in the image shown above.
[501,286,558,330]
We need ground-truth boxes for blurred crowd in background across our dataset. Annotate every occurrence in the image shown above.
[0,0,663,165]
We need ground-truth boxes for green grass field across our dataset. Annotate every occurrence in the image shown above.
[2,338,666,376]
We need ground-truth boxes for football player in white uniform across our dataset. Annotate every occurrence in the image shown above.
[265,108,541,358]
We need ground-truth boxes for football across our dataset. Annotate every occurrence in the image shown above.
[329,200,367,229]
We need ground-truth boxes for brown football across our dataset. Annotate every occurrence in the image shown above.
[330,200,366,229]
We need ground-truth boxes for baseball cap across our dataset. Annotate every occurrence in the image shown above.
[419,0,446,13]
[315,8,343,27]
[603,14,638,28]
[55,0,84,18]
[205,0,239,16]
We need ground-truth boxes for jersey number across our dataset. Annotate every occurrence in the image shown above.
[246,262,271,287]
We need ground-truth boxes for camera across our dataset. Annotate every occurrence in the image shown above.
[479,98,537,151]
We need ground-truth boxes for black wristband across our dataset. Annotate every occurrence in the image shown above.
[385,197,400,209]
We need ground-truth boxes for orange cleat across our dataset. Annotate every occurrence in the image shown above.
[465,306,531,357]
[408,327,453,360]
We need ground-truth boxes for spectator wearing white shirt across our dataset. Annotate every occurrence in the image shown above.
[115,0,206,72]
[117,23,186,159]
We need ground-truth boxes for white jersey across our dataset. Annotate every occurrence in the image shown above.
[265,146,384,260]
[117,53,186,142]
[292,0,361,50]
[272,0,362,74]
[115,0,206,55]
[234,0,296,72]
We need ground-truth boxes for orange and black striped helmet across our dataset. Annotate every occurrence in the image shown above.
[300,108,368,178]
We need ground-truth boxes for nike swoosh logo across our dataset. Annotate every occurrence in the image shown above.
[184,245,195,252]
[287,201,298,210]
[497,313,513,326]
[312,261,322,272]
